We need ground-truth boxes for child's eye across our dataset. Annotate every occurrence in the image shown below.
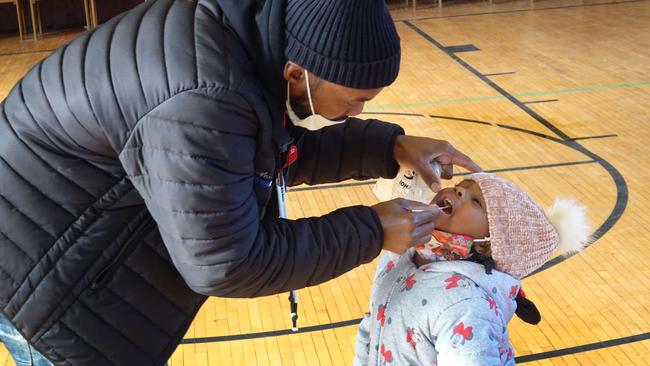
[473,198,482,207]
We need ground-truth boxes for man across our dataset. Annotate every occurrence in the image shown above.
[0,0,480,364]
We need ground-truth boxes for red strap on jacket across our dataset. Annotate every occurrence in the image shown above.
[282,113,298,168]
[284,145,298,168]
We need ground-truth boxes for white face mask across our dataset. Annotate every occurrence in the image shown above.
[285,70,347,131]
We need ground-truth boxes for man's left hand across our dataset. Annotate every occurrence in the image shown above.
[393,135,482,191]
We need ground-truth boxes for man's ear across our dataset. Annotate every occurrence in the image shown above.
[283,61,305,83]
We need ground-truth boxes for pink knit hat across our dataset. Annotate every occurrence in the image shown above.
[466,173,589,279]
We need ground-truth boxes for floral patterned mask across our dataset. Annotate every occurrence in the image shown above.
[416,230,489,262]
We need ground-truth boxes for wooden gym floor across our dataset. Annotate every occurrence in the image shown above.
[1,0,649,364]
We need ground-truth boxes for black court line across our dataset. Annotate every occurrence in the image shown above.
[569,134,618,141]
[427,115,616,143]
[181,318,364,344]
[363,113,617,145]
[288,180,376,193]
[0,49,55,57]
[398,0,649,22]
[515,332,650,363]
[522,99,559,104]
[289,111,610,194]
[429,114,492,125]
[501,126,618,143]
[470,160,596,175]
[182,323,649,363]
[361,111,426,117]
[288,160,597,193]
[404,20,628,257]
[446,44,480,53]
[483,71,517,77]
[496,124,564,143]
[404,21,571,140]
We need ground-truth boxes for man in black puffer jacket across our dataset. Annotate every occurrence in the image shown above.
[0,0,480,364]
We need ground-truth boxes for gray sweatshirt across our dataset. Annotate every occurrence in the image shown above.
[354,250,519,365]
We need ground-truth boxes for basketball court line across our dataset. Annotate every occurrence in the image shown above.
[287,159,598,193]
[522,99,559,104]
[397,0,650,22]
[483,71,517,77]
[365,81,650,111]
[181,326,650,364]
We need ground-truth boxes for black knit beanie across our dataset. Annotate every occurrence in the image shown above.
[285,0,401,89]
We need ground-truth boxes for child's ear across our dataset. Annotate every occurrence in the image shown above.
[474,241,492,257]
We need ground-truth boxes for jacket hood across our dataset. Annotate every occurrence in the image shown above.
[215,0,292,150]
[216,0,286,106]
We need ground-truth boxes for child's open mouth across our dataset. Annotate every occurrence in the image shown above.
[437,198,453,215]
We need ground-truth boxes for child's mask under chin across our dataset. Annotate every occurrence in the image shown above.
[415,230,490,262]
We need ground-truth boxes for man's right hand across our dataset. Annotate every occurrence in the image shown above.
[371,198,441,254]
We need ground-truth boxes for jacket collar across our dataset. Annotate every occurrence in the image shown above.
[215,0,292,152]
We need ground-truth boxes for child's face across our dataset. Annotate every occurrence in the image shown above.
[431,180,489,239]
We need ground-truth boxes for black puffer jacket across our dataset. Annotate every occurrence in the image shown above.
[0,0,403,364]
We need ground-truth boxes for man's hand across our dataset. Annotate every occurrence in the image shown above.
[371,198,441,254]
[393,135,482,191]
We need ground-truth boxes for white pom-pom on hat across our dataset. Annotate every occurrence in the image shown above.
[545,198,591,256]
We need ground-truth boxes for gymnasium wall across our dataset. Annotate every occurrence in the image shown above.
[0,0,141,35]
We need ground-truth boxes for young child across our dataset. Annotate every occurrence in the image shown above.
[354,172,590,365]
